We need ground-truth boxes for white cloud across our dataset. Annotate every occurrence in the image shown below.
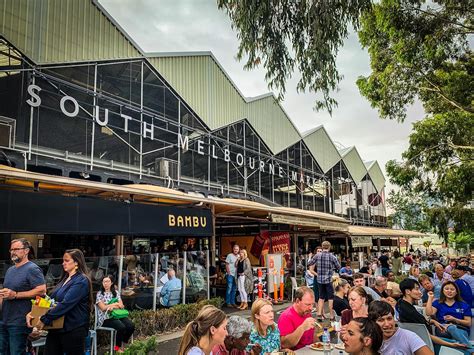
[99,0,425,194]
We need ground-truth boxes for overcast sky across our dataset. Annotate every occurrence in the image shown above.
[99,0,425,196]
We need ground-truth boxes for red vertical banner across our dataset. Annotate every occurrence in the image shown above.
[251,230,270,265]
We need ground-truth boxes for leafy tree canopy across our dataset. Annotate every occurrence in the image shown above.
[387,190,430,232]
[218,0,473,119]
[217,0,372,114]
[357,0,473,121]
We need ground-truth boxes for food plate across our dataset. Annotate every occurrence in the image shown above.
[309,342,334,351]
[335,343,345,350]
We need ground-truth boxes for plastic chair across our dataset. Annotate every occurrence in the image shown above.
[470,308,474,341]
[160,288,182,307]
[290,277,298,302]
[32,337,46,354]
[439,346,464,355]
[32,331,97,354]
[398,322,434,352]
[94,305,116,354]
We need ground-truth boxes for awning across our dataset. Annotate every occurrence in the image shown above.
[0,165,348,233]
[351,236,373,247]
[348,225,426,237]
[270,208,348,232]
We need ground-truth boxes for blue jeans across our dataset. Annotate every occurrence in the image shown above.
[225,274,237,305]
[434,336,474,355]
[0,324,30,355]
[436,325,472,349]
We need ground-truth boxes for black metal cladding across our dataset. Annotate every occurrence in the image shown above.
[0,190,213,236]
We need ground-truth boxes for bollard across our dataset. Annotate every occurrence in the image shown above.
[273,269,278,302]
[279,268,284,300]
[258,268,263,298]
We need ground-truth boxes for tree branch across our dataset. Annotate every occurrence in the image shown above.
[420,77,474,114]
[408,5,474,32]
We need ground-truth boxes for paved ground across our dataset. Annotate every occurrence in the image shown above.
[156,302,290,354]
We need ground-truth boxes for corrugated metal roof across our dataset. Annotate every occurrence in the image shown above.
[0,0,141,64]
[1,0,383,188]
[148,54,246,131]
[149,53,301,154]
[339,147,367,183]
[365,161,385,193]
[302,126,341,173]
[246,95,301,154]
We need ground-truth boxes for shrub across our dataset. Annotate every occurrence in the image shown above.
[122,336,158,355]
[129,297,224,338]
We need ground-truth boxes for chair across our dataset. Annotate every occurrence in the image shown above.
[160,288,182,307]
[439,346,464,355]
[470,308,474,341]
[290,277,298,302]
[399,322,434,352]
[32,330,97,355]
[32,337,46,354]
[94,305,116,354]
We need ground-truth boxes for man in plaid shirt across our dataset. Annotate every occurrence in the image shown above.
[315,241,340,319]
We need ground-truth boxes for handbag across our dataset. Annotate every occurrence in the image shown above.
[107,297,129,319]
[110,309,129,319]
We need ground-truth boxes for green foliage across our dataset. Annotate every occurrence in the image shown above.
[217,0,372,114]
[128,297,224,338]
[448,231,474,248]
[385,109,474,239]
[122,336,157,355]
[357,0,473,122]
[387,190,430,232]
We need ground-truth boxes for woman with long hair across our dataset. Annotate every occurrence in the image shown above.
[178,305,228,355]
[236,249,253,310]
[426,281,472,345]
[341,318,383,355]
[96,275,135,352]
[249,298,280,354]
[27,249,93,355]
[341,286,371,325]
[333,276,350,316]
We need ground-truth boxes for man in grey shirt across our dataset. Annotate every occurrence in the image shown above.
[0,238,46,355]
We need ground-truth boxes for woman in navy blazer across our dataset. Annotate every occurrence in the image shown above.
[27,249,93,355]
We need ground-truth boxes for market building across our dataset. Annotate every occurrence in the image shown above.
[0,0,420,265]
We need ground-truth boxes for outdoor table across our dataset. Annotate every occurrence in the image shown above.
[294,344,347,354]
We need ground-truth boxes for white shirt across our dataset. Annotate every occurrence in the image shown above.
[380,327,426,355]
[225,253,238,276]
[187,346,211,355]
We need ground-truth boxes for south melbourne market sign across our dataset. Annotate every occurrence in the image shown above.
[26,84,321,186]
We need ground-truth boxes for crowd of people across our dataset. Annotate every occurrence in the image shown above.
[2,236,474,354]
[180,242,474,354]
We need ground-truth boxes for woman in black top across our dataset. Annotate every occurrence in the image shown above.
[333,276,350,316]
[235,249,253,310]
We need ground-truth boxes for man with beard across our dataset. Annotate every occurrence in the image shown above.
[369,300,433,355]
[0,239,46,354]
[278,286,318,350]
